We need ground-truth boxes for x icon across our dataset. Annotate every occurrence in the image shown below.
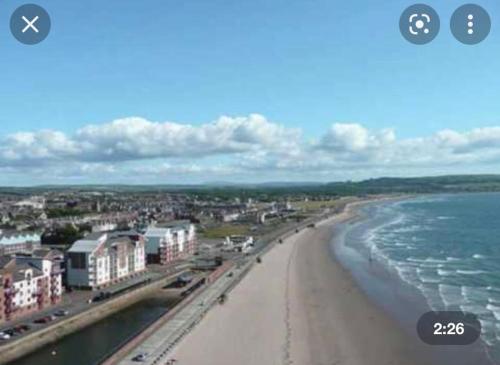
[10,4,51,44]
[21,15,39,33]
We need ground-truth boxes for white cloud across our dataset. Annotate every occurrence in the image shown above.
[318,123,395,152]
[1,115,500,184]
[73,114,301,162]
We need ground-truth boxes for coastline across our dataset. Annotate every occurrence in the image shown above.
[165,201,433,365]
[290,203,434,365]
[334,198,493,365]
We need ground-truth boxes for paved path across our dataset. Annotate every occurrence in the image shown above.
[117,260,253,365]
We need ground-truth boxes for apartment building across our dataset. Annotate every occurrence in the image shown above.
[144,222,196,265]
[66,230,146,290]
[0,249,63,324]
[0,231,41,256]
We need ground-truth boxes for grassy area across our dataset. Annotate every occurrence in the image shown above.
[201,224,251,239]
[294,200,339,211]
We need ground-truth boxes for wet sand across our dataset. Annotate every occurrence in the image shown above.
[168,208,434,365]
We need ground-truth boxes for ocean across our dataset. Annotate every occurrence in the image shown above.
[337,193,500,364]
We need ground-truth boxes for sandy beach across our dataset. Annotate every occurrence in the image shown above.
[168,206,434,365]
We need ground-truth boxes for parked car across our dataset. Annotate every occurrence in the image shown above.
[132,352,149,362]
[54,310,69,317]
[3,329,16,337]
[0,332,11,340]
[34,316,54,324]
[93,292,112,302]
[13,324,30,334]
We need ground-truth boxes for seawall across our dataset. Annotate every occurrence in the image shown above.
[0,269,190,365]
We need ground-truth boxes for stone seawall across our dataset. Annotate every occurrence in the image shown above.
[0,270,189,365]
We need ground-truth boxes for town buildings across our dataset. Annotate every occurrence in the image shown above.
[66,231,146,290]
[0,249,63,325]
[223,235,254,253]
[144,222,196,265]
[0,231,41,256]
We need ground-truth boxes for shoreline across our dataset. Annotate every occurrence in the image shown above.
[165,201,433,365]
[290,203,434,365]
[335,199,493,365]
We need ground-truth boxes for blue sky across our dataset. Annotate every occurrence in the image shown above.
[0,0,499,184]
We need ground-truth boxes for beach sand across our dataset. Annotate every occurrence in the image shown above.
[168,208,434,365]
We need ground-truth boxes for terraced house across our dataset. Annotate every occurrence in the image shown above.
[66,230,146,290]
[0,231,41,256]
[144,222,196,265]
[0,250,63,325]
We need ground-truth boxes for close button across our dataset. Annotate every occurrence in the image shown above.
[10,4,51,45]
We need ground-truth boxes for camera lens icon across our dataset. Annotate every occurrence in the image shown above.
[410,14,431,35]
[400,4,440,45]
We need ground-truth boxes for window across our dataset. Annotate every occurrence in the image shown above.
[69,252,87,269]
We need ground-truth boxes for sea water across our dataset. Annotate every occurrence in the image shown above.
[344,193,500,363]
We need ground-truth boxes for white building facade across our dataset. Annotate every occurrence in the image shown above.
[144,223,196,265]
[66,231,146,290]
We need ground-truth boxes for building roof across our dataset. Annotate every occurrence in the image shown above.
[106,236,134,250]
[69,230,142,253]
[0,255,15,269]
[145,222,192,237]
[144,227,171,237]
[68,233,107,253]
[0,261,44,281]
[11,263,44,281]
[0,231,41,246]
[17,248,64,260]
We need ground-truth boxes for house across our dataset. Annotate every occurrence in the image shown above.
[0,249,63,324]
[0,231,41,256]
[224,235,254,253]
[144,222,196,265]
[66,231,146,290]
[91,221,118,233]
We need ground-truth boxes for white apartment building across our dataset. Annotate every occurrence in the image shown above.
[66,230,146,290]
[144,222,196,265]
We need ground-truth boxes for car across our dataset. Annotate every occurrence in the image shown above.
[34,316,54,324]
[132,352,148,362]
[0,332,10,340]
[93,292,112,302]
[4,329,16,337]
[54,310,69,317]
[13,324,30,333]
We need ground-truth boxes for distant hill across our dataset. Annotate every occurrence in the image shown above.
[2,175,500,197]
[323,175,500,195]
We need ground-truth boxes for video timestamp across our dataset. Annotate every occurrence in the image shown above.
[417,311,481,345]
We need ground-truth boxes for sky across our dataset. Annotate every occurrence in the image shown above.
[0,0,500,185]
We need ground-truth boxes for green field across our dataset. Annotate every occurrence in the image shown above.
[294,200,339,211]
[200,224,251,239]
